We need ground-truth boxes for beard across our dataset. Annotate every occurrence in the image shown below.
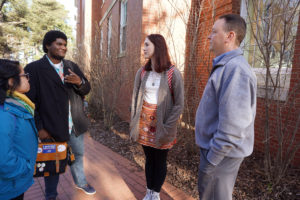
[49,52,65,61]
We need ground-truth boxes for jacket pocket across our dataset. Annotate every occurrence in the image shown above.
[157,125,176,145]
[199,148,216,174]
[158,135,175,146]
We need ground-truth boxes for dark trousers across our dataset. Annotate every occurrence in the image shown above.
[43,132,87,200]
[45,174,59,199]
[142,145,169,193]
[11,193,24,200]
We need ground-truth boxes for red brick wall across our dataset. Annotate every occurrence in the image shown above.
[184,0,240,124]
[89,0,190,122]
[245,7,300,166]
[116,0,143,121]
[79,0,300,165]
[184,0,300,165]
[90,0,143,121]
[76,0,85,45]
[91,0,102,43]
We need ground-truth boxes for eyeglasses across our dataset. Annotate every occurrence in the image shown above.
[19,73,30,80]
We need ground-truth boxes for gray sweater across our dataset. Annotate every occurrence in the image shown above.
[130,67,184,148]
[195,48,257,165]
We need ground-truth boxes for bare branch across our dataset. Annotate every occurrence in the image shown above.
[0,0,7,13]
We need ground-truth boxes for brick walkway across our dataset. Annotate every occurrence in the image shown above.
[24,134,195,200]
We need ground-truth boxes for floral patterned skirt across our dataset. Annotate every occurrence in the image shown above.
[137,101,176,149]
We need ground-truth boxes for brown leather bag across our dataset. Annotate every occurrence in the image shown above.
[33,142,75,177]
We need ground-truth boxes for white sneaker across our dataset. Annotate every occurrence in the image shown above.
[151,191,160,200]
[142,188,152,200]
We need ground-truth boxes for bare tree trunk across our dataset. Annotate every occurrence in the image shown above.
[245,0,300,189]
[0,0,7,13]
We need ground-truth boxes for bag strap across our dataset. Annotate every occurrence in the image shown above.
[63,60,74,71]
[141,67,146,80]
[140,65,175,102]
[38,136,56,144]
[55,153,60,173]
[167,65,175,97]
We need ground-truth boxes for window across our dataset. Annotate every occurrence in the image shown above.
[240,0,299,100]
[107,15,112,57]
[119,0,127,54]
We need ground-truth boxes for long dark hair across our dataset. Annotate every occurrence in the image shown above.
[0,59,21,104]
[144,34,172,73]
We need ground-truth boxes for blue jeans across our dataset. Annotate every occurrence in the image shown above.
[44,132,87,200]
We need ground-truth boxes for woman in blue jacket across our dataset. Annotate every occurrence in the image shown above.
[0,59,38,200]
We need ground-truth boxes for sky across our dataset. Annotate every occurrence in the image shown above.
[60,0,77,36]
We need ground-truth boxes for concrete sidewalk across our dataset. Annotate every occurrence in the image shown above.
[24,134,195,200]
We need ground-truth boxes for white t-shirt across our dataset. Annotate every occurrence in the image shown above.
[144,71,162,104]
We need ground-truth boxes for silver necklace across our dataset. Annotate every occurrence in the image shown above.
[151,72,161,87]
[151,72,156,86]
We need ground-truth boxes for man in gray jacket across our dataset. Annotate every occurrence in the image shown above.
[195,14,257,200]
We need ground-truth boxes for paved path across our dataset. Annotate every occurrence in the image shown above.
[25,134,195,200]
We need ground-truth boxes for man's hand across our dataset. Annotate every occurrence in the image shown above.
[38,129,51,140]
[64,69,82,86]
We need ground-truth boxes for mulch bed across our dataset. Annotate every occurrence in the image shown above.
[89,119,300,200]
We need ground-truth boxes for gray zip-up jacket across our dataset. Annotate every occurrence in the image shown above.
[195,48,257,166]
[130,66,184,148]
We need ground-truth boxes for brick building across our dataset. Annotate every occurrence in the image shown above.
[76,0,300,164]
[75,0,190,121]
[184,0,300,165]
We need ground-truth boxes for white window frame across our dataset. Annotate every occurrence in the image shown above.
[240,0,299,101]
[119,0,127,54]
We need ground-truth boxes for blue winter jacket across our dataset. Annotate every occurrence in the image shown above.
[0,98,38,200]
